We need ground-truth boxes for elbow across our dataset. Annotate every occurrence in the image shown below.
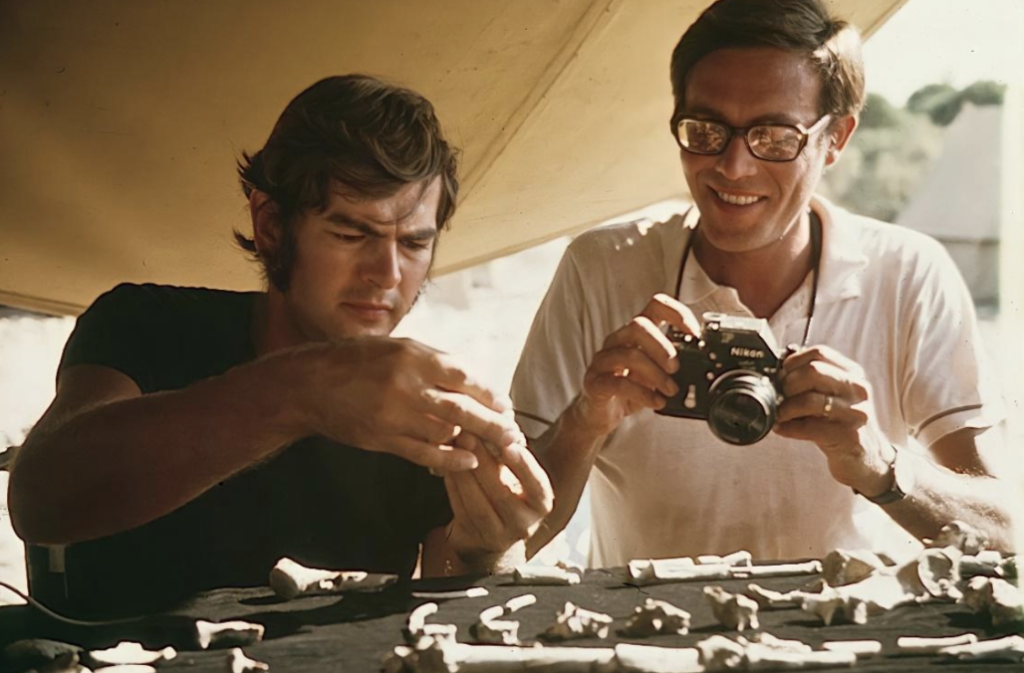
[6,461,64,546]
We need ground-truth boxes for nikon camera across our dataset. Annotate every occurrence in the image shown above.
[656,312,784,445]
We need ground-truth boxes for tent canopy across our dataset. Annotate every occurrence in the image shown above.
[0,0,905,315]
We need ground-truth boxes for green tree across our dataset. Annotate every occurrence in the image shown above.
[859,92,903,129]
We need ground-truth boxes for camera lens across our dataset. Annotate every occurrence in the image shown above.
[706,371,779,445]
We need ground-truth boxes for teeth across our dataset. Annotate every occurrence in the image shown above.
[716,191,760,206]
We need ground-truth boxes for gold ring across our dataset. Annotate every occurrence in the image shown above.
[823,395,834,417]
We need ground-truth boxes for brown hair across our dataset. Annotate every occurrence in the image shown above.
[236,74,460,290]
[669,0,865,130]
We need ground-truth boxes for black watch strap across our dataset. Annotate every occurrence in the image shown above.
[853,445,908,505]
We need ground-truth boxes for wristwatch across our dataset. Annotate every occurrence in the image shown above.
[854,445,912,505]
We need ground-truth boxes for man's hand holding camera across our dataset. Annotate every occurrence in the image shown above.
[576,294,700,437]
[774,345,896,497]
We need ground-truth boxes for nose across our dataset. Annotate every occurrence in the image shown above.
[362,239,402,290]
[714,134,759,181]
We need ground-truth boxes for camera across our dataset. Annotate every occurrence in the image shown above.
[656,312,784,445]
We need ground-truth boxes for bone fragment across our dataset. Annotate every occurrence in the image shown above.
[897,633,978,653]
[411,587,489,600]
[704,586,760,631]
[800,591,868,626]
[627,558,730,585]
[195,620,265,650]
[728,560,823,579]
[743,647,856,670]
[93,666,155,673]
[503,594,537,613]
[404,602,458,645]
[469,616,520,645]
[939,635,1024,663]
[697,550,753,568]
[821,550,887,587]
[747,633,812,653]
[696,635,746,671]
[542,601,613,641]
[895,546,962,601]
[227,648,269,673]
[959,576,1024,626]
[618,598,691,637]
[86,642,176,667]
[960,550,1005,578]
[512,565,582,586]
[268,557,397,600]
[821,640,882,658]
[931,520,988,554]
[388,637,617,673]
[613,643,702,673]
[743,584,807,609]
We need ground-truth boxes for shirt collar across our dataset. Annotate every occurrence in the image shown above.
[665,195,869,307]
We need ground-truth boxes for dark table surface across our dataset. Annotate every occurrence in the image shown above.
[1,568,1021,672]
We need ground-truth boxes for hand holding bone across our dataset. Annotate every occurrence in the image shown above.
[285,337,521,472]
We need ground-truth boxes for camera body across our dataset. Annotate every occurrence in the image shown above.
[657,312,784,445]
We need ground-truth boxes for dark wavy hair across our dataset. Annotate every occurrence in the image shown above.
[669,0,865,132]
[236,74,460,290]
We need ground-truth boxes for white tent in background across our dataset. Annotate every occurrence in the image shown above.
[897,103,1004,306]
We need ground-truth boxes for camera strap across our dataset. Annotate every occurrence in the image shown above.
[674,209,823,347]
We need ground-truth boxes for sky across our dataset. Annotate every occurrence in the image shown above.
[863,0,1024,106]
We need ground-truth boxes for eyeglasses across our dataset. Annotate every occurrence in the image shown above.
[673,114,831,162]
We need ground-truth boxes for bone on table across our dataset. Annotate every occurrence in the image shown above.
[618,598,692,638]
[930,520,989,555]
[959,575,1024,627]
[194,619,266,650]
[820,549,887,587]
[542,601,614,641]
[86,642,177,667]
[897,633,979,654]
[268,557,397,600]
[939,635,1024,663]
[405,602,458,645]
[228,647,270,673]
[512,565,582,586]
[703,586,760,631]
[385,637,617,673]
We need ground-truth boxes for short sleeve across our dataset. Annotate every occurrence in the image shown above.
[59,283,159,392]
[898,239,1005,447]
[510,246,591,442]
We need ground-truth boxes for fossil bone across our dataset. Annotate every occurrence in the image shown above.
[387,637,617,673]
[512,565,582,586]
[86,642,176,667]
[696,634,855,672]
[411,587,489,600]
[960,550,1006,578]
[897,633,978,653]
[613,643,702,673]
[703,586,760,631]
[268,557,397,600]
[743,584,810,610]
[800,590,868,626]
[697,550,753,567]
[821,640,882,658]
[939,635,1024,663]
[618,598,691,637]
[821,549,887,587]
[728,560,823,579]
[227,648,269,673]
[627,558,730,585]
[959,576,1024,626]
[194,620,265,650]
[930,520,988,554]
[895,546,962,601]
[405,602,458,645]
[542,601,613,641]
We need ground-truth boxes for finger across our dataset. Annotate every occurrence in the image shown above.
[468,458,538,541]
[444,473,486,543]
[431,354,511,413]
[421,389,521,448]
[584,368,668,410]
[782,359,868,401]
[487,442,554,514]
[407,414,461,447]
[782,344,859,374]
[386,436,478,472]
[641,294,702,335]
[602,316,680,374]
[447,469,506,544]
[589,347,679,397]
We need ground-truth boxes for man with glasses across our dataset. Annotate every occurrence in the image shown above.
[513,0,1014,566]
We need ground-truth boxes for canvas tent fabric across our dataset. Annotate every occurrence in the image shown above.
[0,0,906,316]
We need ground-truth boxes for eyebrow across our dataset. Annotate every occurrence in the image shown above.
[324,213,438,242]
[681,106,805,127]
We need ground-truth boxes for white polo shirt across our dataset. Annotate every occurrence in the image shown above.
[511,197,1003,567]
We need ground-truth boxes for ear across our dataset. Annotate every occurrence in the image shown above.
[249,189,281,256]
[825,114,857,167]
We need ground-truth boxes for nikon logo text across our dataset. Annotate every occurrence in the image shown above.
[730,346,765,359]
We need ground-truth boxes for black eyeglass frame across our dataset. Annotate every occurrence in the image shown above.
[671,113,832,163]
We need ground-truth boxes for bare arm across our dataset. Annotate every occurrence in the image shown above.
[8,338,522,546]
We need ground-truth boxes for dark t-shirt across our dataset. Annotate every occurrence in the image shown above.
[27,283,452,616]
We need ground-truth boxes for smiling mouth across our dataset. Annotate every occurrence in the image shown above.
[343,302,393,315]
[714,190,763,206]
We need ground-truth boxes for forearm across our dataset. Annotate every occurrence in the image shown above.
[8,358,304,544]
[877,448,1018,552]
[525,398,606,558]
